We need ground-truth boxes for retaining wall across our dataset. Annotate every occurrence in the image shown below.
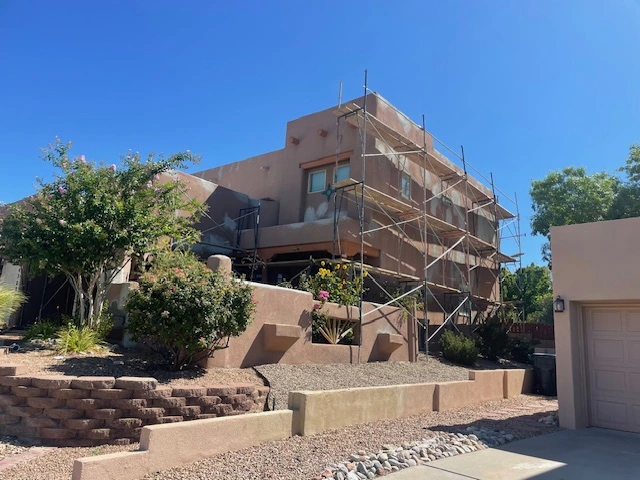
[0,365,268,446]
[73,368,534,480]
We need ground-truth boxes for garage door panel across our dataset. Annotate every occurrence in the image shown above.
[593,369,626,392]
[595,399,627,424]
[627,341,640,364]
[589,311,622,332]
[626,312,640,330]
[592,339,625,363]
[629,372,640,393]
[586,306,640,433]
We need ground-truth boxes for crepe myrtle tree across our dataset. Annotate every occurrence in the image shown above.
[0,139,204,328]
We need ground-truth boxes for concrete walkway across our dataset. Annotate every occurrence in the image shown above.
[387,428,640,479]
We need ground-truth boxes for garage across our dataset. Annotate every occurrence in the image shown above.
[551,217,640,431]
[584,306,640,432]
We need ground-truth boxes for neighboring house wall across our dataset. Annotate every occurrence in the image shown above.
[551,217,640,431]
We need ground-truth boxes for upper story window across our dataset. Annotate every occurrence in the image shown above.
[401,172,411,199]
[308,170,326,193]
[334,164,350,183]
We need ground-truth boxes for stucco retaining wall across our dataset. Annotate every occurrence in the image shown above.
[204,282,416,368]
[73,367,533,479]
[72,367,532,480]
[0,365,268,446]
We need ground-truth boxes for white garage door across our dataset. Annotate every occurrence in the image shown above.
[585,306,640,432]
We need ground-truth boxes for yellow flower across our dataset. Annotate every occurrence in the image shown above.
[363,270,368,277]
[335,264,340,270]
[342,265,347,270]
[320,261,325,266]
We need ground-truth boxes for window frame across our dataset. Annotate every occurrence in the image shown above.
[334,163,350,183]
[308,169,327,193]
[400,172,412,199]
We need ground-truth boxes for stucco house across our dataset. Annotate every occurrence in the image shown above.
[552,217,640,433]
[194,93,518,337]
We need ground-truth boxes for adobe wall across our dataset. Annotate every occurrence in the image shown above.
[203,281,416,369]
[0,365,268,446]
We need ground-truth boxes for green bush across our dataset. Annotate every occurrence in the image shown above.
[125,250,255,371]
[508,337,537,364]
[56,323,103,354]
[439,330,479,366]
[475,317,510,361]
[0,286,26,322]
[24,321,60,341]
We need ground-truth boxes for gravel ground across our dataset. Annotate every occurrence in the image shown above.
[1,344,263,388]
[256,354,526,410]
[144,395,558,480]
[0,436,29,461]
[2,442,138,480]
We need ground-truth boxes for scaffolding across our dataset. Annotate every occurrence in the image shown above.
[330,71,523,359]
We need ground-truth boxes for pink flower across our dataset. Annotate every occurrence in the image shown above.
[186,149,191,154]
[154,174,160,180]
[58,186,67,194]
[58,219,67,226]
[108,164,116,172]
[146,181,153,188]
[313,303,321,310]
[79,155,86,163]
[318,290,329,301]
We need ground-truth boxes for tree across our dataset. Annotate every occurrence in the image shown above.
[0,139,203,327]
[530,167,619,263]
[609,144,640,219]
[501,264,553,323]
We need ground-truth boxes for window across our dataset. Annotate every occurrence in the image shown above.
[334,164,350,183]
[308,170,326,193]
[401,172,411,199]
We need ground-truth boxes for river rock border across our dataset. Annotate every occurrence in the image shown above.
[318,427,517,480]
[0,365,268,446]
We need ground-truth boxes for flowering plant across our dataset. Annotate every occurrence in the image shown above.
[299,260,367,344]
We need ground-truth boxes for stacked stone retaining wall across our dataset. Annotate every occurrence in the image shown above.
[0,365,268,446]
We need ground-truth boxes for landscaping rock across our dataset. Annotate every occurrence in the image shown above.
[324,428,521,479]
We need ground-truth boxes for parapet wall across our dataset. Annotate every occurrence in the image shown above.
[0,365,268,446]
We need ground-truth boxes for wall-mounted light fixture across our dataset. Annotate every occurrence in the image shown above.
[553,296,565,313]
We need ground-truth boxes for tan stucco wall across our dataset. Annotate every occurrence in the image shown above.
[551,217,640,429]
[72,411,293,480]
[72,368,532,479]
[204,281,414,368]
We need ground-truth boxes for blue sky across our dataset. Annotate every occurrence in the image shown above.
[1,1,639,265]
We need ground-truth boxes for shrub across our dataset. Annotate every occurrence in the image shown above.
[56,323,103,354]
[125,250,255,370]
[475,316,510,361]
[508,337,537,364]
[439,330,479,366]
[0,286,26,322]
[24,321,60,341]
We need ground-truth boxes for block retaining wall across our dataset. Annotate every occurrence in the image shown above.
[0,365,268,446]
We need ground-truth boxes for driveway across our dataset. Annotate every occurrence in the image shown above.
[387,428,640,479]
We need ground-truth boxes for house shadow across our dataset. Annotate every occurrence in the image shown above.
[45,350,209,384]
[427,413,640,480]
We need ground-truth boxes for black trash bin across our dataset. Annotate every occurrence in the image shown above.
[532,353,557,396]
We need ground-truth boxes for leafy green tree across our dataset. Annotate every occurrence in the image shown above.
[530,167,619,263]
[501,264,552,323]
[608,144,640,219]
[0,139,202,327]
